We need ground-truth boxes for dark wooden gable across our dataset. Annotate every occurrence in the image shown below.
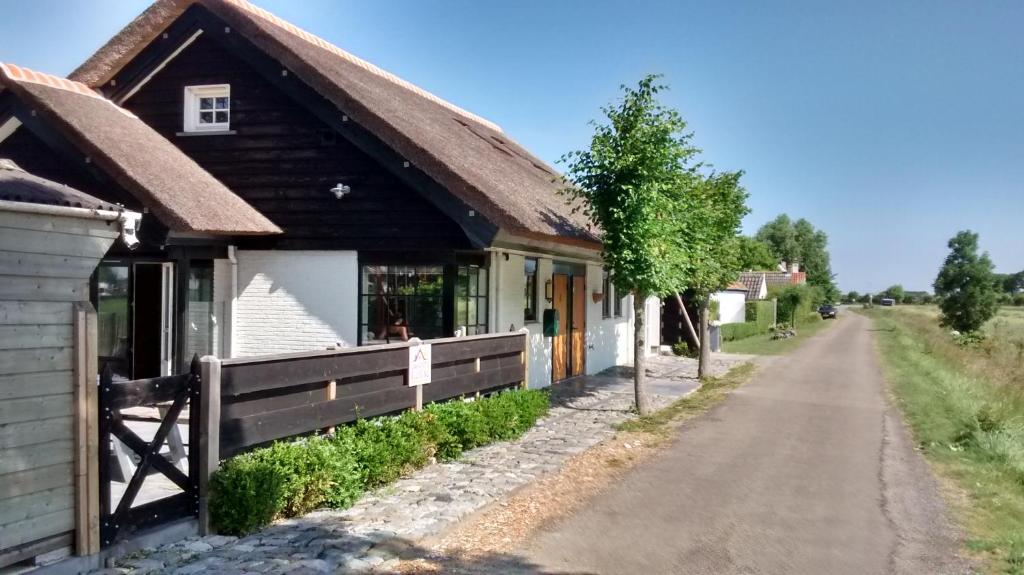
[0,115,169,252]
[119,31,474,252]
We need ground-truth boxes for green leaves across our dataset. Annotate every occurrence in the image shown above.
[560,74,749,299]
[934,230,1001,333]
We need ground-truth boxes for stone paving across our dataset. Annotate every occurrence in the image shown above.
[100,354,745,575]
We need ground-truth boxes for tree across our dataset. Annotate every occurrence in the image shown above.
[933,231,1001,333]
[755,215,800,263]
[680,174,749,378]
[735,236,777,271]
[755,214,838,300]
[844,291,860,304]
[560,75,699,415]
[882,284,905,302]
[1001,271,1024,294]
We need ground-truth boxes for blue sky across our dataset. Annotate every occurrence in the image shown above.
[1,0,1021,293]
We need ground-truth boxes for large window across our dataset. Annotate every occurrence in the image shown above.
[361,265,444,343]
[456,264,488,335]
[602,270,612,318]
[524,257,538,323]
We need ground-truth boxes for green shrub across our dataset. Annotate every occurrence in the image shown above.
[721,321,761,341]
[342,411,440,487]
[745,299,775,331]
[671,341,698,358]
[209,436,361,535]
[425,398,490,460]
[209,451,285,535]
[209,388,551,534]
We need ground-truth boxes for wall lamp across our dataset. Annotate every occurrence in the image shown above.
[330,183,351,200]
[544,279,554,302]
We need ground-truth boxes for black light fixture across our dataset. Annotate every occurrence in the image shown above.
[544,279,554,302]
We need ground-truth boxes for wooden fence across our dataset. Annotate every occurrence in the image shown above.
[211,332,528,459]
[192,331,528,532]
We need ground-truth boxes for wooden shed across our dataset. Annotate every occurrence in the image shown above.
[0,160,139,569]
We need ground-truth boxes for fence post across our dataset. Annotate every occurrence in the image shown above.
[72,302,100,555]
[198,356,222,535]
[518,327,530,389]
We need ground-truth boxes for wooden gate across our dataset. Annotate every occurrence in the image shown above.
[97,357,200,547]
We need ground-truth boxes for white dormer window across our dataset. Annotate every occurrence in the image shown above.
[184,84,230,133]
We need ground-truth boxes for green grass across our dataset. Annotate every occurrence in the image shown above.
[862,307,1024,573]
[723,315,836,355]
[617,362,757,435]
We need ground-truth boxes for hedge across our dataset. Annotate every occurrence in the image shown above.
[209,388,549,535]
[744,300,775,332]
[721,321,761,342]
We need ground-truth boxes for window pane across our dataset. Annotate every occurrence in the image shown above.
[361,264,444,343]
[186,263,217,359]
[97,264,130,379]
[199,111,214,124]
[199,97,214,110]
[215,111,229,124]
[215,97,230,110]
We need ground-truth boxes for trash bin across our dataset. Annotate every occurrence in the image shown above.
[709,324,721,352]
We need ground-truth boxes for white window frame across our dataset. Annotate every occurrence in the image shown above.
[183,84,231,133]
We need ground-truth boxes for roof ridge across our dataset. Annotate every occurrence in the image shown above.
[0,62,140,119]
[221,0,503,133]
[0,63,105,99]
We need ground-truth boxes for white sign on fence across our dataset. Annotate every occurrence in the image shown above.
[408,340,432,386]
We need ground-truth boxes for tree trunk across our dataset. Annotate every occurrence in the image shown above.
[674,293,700,349]
[698,297,712,379]
[633,292,652,415]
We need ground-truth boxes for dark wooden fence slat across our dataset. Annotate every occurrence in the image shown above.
[220,348,408,396]
[218,333,527,456]
[105,373,192,409]
[219,386,417,457]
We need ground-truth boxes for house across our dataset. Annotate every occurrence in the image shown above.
[737,272,768,301]
[737,262,805,301]
[1,0,656,389]
[0,162,140,567]
[711,282,748,324]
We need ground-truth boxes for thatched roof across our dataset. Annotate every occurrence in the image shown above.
[0,158,116,209]
[69,0,597,247]
[0,63,280,236]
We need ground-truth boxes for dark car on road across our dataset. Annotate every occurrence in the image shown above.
[818,304,838,319]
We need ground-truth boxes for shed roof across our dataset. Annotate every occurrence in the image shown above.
[0,158,116,210]
[69,0,597,247]
[0,63,280,236]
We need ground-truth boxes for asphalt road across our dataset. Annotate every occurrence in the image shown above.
[517,313,972,574]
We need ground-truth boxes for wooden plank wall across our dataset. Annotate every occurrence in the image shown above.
[122,34,472,252]
[218,332,526,457]
[0,208,116,567]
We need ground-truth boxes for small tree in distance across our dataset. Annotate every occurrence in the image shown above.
[560,75,698,415]
[933,230,1000,333]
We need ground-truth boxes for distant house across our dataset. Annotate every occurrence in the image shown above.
[711,282,748,324]
[738,262,806,300]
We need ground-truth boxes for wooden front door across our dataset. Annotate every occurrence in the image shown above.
[552,274,569,381]
[571,275,586,377]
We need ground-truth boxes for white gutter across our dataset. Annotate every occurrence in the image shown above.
[0,199,141,248]
[227,245,238,358]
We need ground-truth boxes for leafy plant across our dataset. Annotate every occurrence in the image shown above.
[209,388,550,535]
[934,230,1001,333]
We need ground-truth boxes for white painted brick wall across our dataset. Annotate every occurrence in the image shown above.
[234,250,358,356]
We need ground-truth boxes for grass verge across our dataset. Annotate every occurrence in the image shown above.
[861,308,1024,574]
[723,316,835,355]
[618,362,758,434]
